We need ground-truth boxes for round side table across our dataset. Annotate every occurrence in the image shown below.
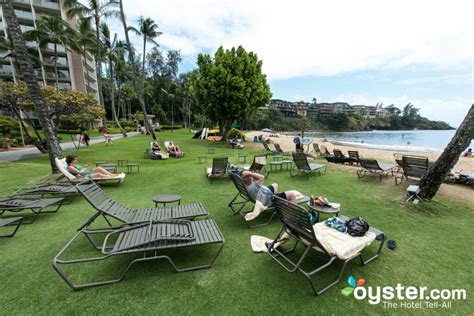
[307,202,340,223]
[153,194,182,207]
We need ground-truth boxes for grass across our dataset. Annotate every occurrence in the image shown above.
[0,130,472,315]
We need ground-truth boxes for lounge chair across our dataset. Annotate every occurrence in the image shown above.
[290,152,327,179]
[266,196,385,296]
[228,173,309,228]
[0,197,64,224]
[13,183,78,198]
[312,143,322,156]
[0,217,23,237]
[55,158,125,184]
[348,151,361,165]
[261,142,278,155]
[74,181,209,247]
[395,155,429,185]
[238,154,269,177]
[357,158,397,181]
[274,143,291,157]
[320,145,331,156]
[53,218,225,290]
[206,157,229,183]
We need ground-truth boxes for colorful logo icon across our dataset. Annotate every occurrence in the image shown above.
[341,275,365,296]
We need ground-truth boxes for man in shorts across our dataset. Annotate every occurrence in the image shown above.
[241,171,296,206]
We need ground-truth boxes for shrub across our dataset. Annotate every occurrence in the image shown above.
[227,128,245,140]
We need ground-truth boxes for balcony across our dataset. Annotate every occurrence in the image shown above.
[43,43,66,54]
[43,56,68,67]
[44,70,70,81]
[14,10,34,20]
[32,0,60,11]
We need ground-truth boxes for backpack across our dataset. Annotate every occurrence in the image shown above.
[346,217,369,237]
[293,136,300,144]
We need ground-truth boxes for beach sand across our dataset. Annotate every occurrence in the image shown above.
[246,131,474,204]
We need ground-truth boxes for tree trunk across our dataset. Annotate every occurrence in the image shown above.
[418,105,474,200]
[94,13,106,126]
[108,57,127,137]
[2,0,63,172]
[54,43,58,86]
[119,0,156,140]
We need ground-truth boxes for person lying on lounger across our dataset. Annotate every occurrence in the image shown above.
[167,141,184,157]
[151,141,169,160]
[66,155,123,180]
[241,171,297,205]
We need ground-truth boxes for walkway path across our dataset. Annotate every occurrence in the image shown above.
[0,132,140,161]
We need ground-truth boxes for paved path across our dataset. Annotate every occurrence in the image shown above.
[0,132,140,161]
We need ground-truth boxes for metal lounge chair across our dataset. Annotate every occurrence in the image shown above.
[333,149,358,165]
[75,181,209,247]
[266,196,385,296]
[357,158,397,181]
[55,158,125,185]
[320,145,331,156]
[0,197,64,224]
[290,152,327,179]
[348,151,361,165]
[237,154,269,177]
[228,173,309,228]
[395,155,429,185]
[53,218,225,290]
[261,141,278,154]
[312,143,322,156]
[13,183,78,198]
[206,157,229,183]
[274,143,291,157]
[0,217,23,237]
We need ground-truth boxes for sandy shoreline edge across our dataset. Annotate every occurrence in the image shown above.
[246,131,474,173]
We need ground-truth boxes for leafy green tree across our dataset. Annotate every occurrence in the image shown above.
[192,46,272,139]
[0,1,63,171]
[23,16,78,86]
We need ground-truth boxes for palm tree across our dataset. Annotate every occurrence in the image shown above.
[76,18,97,94]
[100,22,126,137]
[1,0,63,172]
[24,16,78,87]
[136,16,162,83]
[64,0,119,111]
[118,0,157,140]
[114,54,132,120]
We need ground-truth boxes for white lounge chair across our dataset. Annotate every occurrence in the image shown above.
[54,158,125,184]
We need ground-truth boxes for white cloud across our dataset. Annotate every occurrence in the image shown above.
[116,0,474,80]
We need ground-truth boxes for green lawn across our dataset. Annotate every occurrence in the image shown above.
[0,130,472,315]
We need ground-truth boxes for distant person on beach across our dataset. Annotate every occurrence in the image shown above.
[104,131,113,146]
[407,140,411,145]
[293,134,302,151]
[464,148,472,157]
[82,131,90,147]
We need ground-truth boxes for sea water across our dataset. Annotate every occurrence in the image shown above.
[303,130,474,151]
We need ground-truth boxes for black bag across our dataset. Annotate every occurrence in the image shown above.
[346,217,369,237]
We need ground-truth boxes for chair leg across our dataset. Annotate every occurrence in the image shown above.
[0,217,23,238]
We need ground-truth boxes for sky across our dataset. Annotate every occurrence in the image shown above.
[109,0,473,127]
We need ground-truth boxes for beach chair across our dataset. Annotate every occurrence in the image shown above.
[0,197,64,224]
[290,152,327,179]
[53,218,225,290]
[266,196,385,296]
[0,217,23,237]
[228,173,309,228]
[395,155,429,185]
[312,143,322,156]
[332,149,358,165]
[348,151,361,165]
[55,158,125,185]
[206,157,229,183]
[13,183,78,198]
[75,181,209,248]
[357,159,397,181]
[238,154,269,177]
[274,143,291,157]
[320,145,331,156]
[261,142,278,155]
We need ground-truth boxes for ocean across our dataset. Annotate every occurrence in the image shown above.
[302,130,474,151]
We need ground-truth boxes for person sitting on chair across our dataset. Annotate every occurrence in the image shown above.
[167,141,184,157]
[151,141,168,160]
[66,155,124,180]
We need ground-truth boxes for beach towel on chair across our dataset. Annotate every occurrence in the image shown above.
[245,190,305,221]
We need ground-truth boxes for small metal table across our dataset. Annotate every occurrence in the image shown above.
[117,159,129,167]
[152,194,182,207]
[270,160,293,172]
[238,155,247,163]
[198,156,207,164]
[101,163,117,173]
[126,163,140,173]
[94,161,107,167]
[306,202,340,222]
